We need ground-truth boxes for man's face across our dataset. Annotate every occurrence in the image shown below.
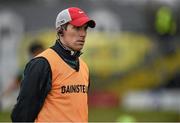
[61,23,88,51]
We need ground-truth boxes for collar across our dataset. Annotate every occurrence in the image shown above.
[51,39,82,61]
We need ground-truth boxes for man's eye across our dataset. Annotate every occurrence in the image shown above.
[85,26,88,30]
[74,26,88,31]
[77,27,81,30]
[74,27,80,30]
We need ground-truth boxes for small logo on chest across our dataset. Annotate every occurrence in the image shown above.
[61,84,88,94]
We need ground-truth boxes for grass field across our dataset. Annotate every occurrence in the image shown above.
[89,107,180,122]
[1,107,180,122]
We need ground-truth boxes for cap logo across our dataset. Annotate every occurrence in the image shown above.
[78,10,84,14]
[59,19,66,25]
[61,20,65,23]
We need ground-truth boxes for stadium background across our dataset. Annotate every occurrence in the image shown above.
[0,0,180,122]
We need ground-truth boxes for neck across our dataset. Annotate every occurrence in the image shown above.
[57,39,82,56]
[59,37,71,49]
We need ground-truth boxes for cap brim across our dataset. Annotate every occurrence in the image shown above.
[70,17,96,28]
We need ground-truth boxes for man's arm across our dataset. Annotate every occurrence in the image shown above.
[11,57,52,122]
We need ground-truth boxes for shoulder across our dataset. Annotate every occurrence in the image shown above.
[29,57,49,66]
[25,57,50,73]
[36,48,57,59]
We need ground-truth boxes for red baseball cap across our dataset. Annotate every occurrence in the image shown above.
[56,7,96,29]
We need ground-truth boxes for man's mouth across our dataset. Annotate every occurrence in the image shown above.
[77,40,85,45]
[77,40,84,43]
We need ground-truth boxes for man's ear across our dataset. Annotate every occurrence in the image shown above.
[57,27,64,36]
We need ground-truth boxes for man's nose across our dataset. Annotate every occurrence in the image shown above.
[79,30,86,37]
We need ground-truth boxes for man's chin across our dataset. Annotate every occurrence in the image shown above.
[74,47,83,51]
[74,46,83,51]
[77,48,83,51]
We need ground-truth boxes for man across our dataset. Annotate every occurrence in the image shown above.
[11,7,95,122]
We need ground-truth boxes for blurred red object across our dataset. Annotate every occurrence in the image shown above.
[88,90,120,107]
